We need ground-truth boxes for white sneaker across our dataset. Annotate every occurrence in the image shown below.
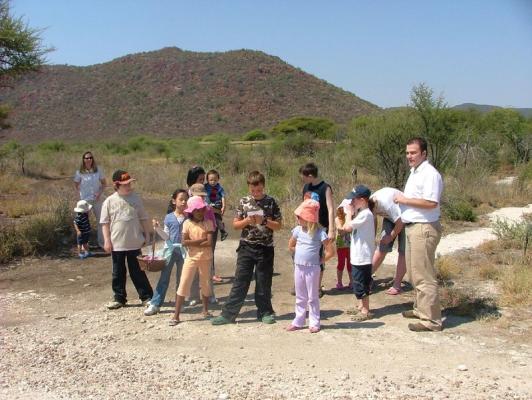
[188,300,198,307]
[141,298,151,306]
[144,304,160,316]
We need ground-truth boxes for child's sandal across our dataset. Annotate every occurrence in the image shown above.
[351,312,373,322]
[168,319,180,326]
[346,307,362,315]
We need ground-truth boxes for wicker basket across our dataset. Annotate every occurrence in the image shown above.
[137,239,166,272]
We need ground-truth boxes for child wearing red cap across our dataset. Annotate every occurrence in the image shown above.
[169,195,215,325]
[287,199,334,333]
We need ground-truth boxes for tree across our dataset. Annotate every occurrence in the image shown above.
[483,108,530,165]
[0,0,51,128]
[450,108,484,169]
[350,108,420,188]
[410,83,460,170]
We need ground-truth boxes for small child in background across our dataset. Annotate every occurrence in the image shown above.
[73,200,92,259]
[169,196,215,326]
[335,200,352,290]
[144,189,189,316]
[287,199,334,333]
[342,185,375,321]
[188,183,218,298]
[204,169,228,242]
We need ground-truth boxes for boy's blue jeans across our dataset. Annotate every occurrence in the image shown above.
[150,249,184,307]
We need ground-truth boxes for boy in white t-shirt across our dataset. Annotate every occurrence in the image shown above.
[100,170,153,309]
[342,185,375,321]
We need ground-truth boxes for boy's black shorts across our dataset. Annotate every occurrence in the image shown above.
[77,232,90,245]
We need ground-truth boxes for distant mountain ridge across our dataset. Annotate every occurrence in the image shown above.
[453,103,532,118]
[1,47,379,142]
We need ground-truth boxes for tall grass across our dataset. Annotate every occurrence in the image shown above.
[1,133,530,265]
[0,196,73,264]
[499,262,532,306]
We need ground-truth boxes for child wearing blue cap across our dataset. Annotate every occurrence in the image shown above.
[341,185,375,321]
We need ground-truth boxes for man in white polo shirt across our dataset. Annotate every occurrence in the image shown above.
[394,137,443,332]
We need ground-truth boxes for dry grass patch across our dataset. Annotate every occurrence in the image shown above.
[435,256,461,282]
[0,172,32,195]
[0,194,74,264]
[477,263,500,280]
[0,195,54,218]
[499,261,532,307]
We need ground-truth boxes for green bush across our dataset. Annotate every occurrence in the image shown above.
[442,198,477,222]
[242,129,268,141]
[200,133,230,142]
[271,116,336,140]
[492,217,532,248]
[273,133,314,157]
[128,135,155,152]
[37,140,66,152]
[199,135,231,167]
[517,160,532,189]
[104,141,130,155]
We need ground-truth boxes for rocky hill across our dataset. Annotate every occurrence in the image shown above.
[1,47,378,142]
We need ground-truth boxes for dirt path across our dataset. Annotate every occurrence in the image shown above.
[385,204,532,265]
[1,204,531,399]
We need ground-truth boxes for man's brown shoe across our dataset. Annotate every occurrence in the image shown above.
[401,310,419,319]
[408,322,442,332]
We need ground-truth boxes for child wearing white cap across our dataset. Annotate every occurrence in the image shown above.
[73,200,93,259]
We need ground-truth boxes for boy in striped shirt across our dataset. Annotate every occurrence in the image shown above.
[74,200,92,259]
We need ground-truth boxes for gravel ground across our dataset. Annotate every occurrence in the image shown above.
[1,205,531,399]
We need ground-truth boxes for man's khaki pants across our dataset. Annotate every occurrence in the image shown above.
[405,221,442,330]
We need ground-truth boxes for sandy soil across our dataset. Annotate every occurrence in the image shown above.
[1,198,531,399]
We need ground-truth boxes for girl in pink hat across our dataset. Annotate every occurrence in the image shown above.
[169,196,215,326]
[287,199,335,333]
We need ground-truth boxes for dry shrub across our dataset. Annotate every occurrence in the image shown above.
[0,172,31,194]
[0,223,29,264]
[477,263,500,280]
[1,199,34,218]
[440,285,500,319]
[1,195,52,218]
[435,256,461,282]
[478,240,501,255]
[498,261,532,307]
[0,197,73,264]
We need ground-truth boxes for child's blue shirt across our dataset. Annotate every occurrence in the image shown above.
[292,225,328,267]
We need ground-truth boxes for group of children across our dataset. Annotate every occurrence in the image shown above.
[75,160,386,331]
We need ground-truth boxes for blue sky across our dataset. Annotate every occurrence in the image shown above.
[12,0,532,108]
